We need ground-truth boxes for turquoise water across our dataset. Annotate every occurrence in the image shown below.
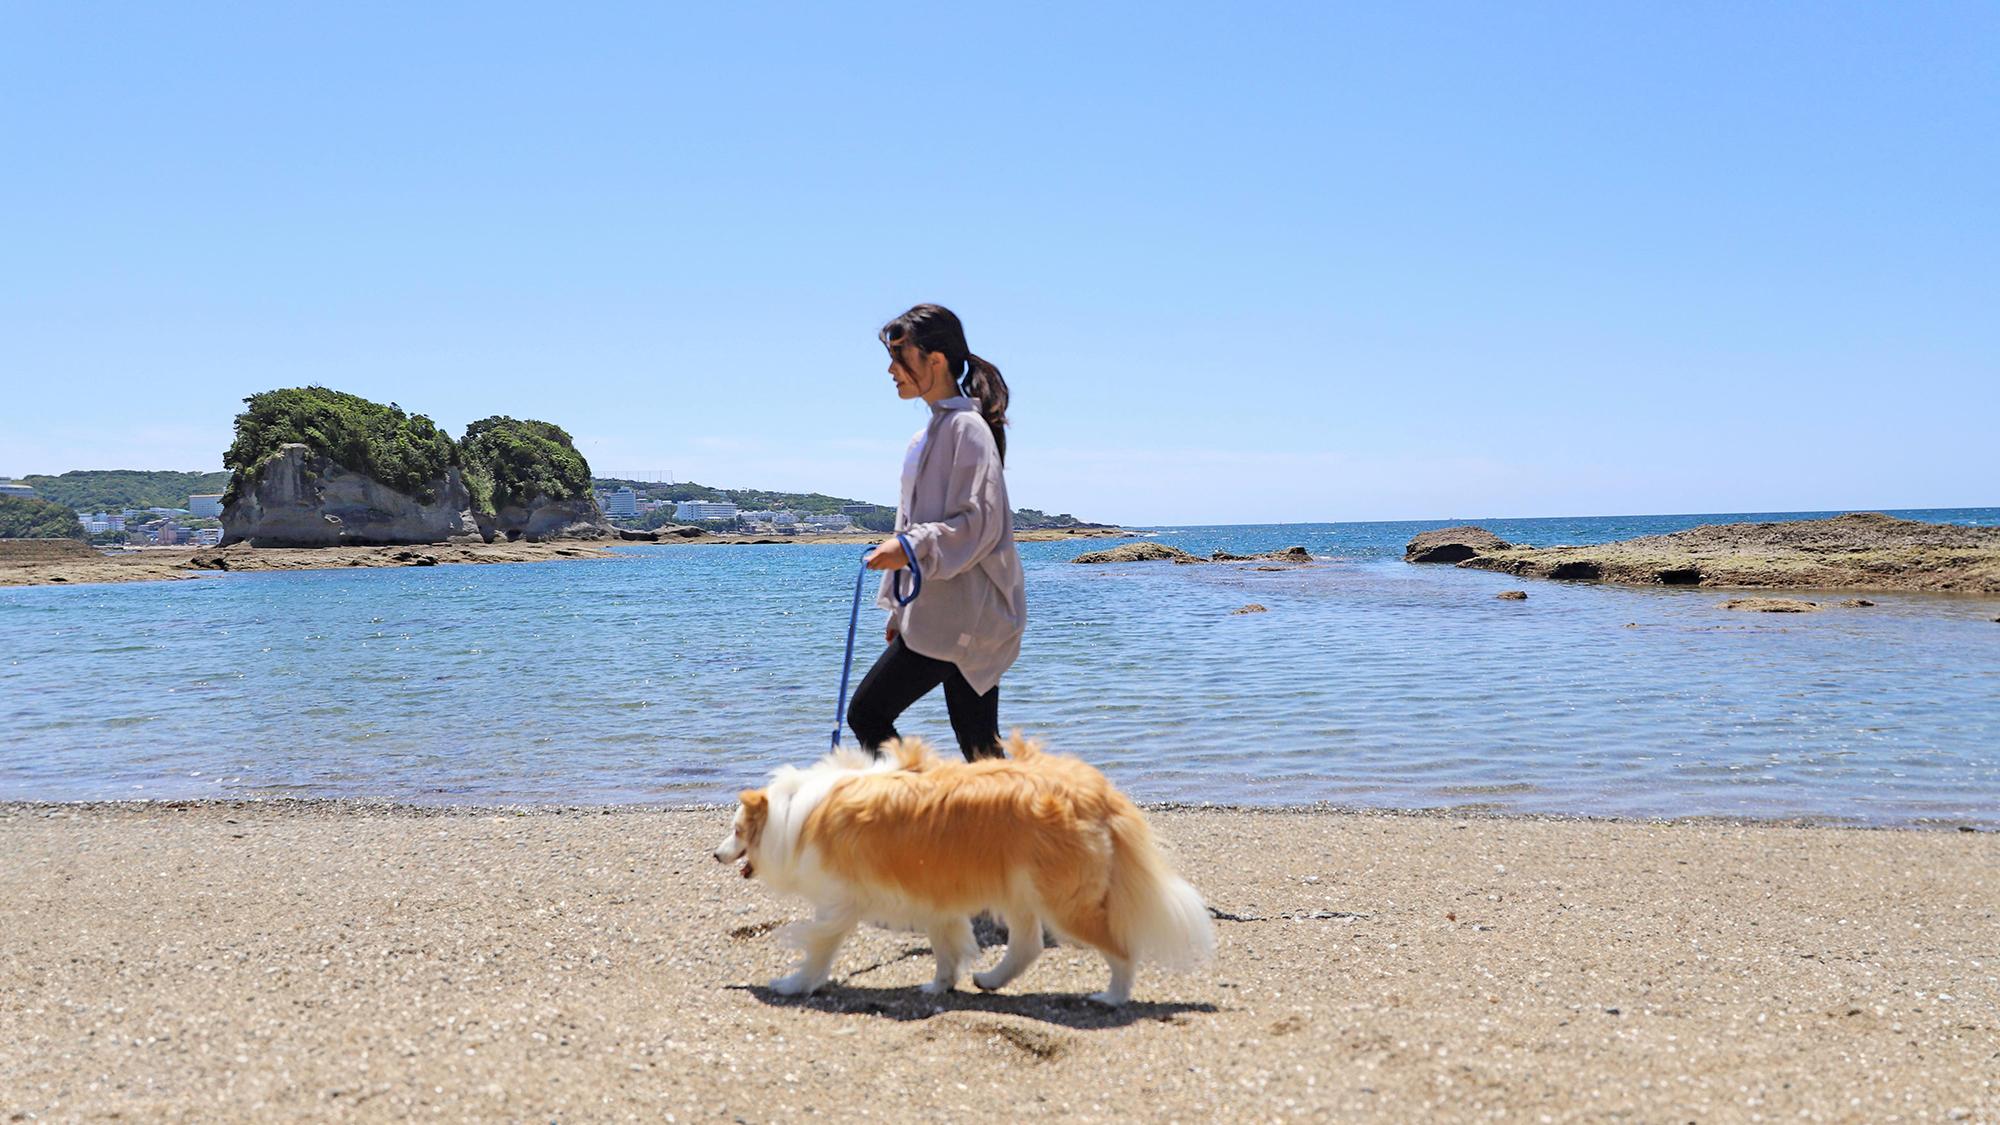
[3,508,1997,825]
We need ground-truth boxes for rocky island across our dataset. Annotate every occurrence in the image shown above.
[221,389,610,547]
[1405,512,2000,594]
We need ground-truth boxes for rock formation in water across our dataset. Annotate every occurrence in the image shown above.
[1720,597,1821,613]
[222,444,480,547]
[1404,513,2000,594]
[1073,542,1205,564]
[1404,526,1515,563]
[460,416,610,542]
[1072,543,1314,565]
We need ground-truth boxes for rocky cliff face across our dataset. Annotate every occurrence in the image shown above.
[478,497,612,542]
[221,444,481,547]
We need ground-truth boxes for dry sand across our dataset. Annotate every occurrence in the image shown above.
[3,804,1994,1122]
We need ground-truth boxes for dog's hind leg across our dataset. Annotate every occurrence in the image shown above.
[973,911,1043,992]
[921,915,977,994]
[771,903,858,996]
[1088,955,1134,1007]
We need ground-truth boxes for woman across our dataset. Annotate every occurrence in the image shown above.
[850,304,1026,761]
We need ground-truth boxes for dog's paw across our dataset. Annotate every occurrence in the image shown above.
[972,970,1007,992]
[768,972,821,996]
[1086,989,1129,1007]
[919,977,956,995]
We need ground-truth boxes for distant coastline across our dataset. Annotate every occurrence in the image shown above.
[0,525,1133,589]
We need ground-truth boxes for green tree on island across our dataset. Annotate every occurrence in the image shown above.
[0,496,87,539]
[459,416,595,516]
[223,387,460,504]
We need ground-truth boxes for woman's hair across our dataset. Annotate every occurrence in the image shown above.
[880,304,1010,463]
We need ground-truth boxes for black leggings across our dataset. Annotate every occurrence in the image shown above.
[847,636,1003,761]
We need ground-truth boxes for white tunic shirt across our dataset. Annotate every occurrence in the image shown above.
[876,396,1026,694]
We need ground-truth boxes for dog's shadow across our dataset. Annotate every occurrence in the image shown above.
[737,980,1217,1029]
[730,921,1219,1029]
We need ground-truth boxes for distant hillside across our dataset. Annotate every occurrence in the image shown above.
[592,478,867,514]
[21,470,231,512]
[0,495,88,539]
[592,478,1107,531]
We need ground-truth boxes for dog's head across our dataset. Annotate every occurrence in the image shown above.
[712,789,769,879]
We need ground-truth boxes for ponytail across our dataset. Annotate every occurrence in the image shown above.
[961,352,1010,464]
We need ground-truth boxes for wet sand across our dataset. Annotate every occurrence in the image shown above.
[2,803,1993,1121]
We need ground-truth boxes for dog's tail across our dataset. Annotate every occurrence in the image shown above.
[1105,804,1216,971]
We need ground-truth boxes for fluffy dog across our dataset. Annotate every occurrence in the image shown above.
[712,735,1214,1006]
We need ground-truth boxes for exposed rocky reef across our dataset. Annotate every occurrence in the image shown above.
[1405,513,2000,594]
[1404,526,1514,563]
[1719,597,1821,613]
[1072,543,1313,565]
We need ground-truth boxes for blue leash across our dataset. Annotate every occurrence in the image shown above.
[831,533,920,750]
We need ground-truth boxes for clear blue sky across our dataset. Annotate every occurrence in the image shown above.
[3,3,1994,524]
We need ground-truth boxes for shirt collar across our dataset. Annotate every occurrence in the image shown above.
[931,395,979,413]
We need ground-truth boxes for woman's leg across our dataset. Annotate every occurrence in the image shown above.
[941,669,1002,761]
[847,636,952,752]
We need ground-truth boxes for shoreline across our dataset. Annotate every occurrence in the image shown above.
[0,527,1131,589]
[2,795,1989,833]
[4,802,1993,1120]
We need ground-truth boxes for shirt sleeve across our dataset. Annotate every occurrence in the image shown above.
[899,414,1005,583]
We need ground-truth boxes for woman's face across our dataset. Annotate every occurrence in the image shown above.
[885,339,946,401]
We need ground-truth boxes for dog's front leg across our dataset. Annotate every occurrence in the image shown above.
[921,916,977,994]
[771,903,858,996]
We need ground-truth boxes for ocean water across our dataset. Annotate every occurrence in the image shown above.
[3,508,1997,826]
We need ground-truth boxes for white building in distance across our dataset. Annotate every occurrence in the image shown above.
[188,494,224,518]
[604,487,638,518]
[675,500,739,522]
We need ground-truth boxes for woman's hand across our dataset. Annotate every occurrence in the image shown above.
[885,624,898,643]
[864,537,908,571]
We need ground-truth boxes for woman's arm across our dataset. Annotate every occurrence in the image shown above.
[897,415,1006,582]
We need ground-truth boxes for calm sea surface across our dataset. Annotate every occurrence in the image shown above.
[4,509,1997,825]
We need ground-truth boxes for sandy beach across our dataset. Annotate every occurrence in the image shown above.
[3,803,1993,1122]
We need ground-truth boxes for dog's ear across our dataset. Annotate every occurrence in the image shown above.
[737,789,769,847]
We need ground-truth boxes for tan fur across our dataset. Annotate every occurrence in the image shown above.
[716,733,1215,1004]
[802,736,1133,956]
